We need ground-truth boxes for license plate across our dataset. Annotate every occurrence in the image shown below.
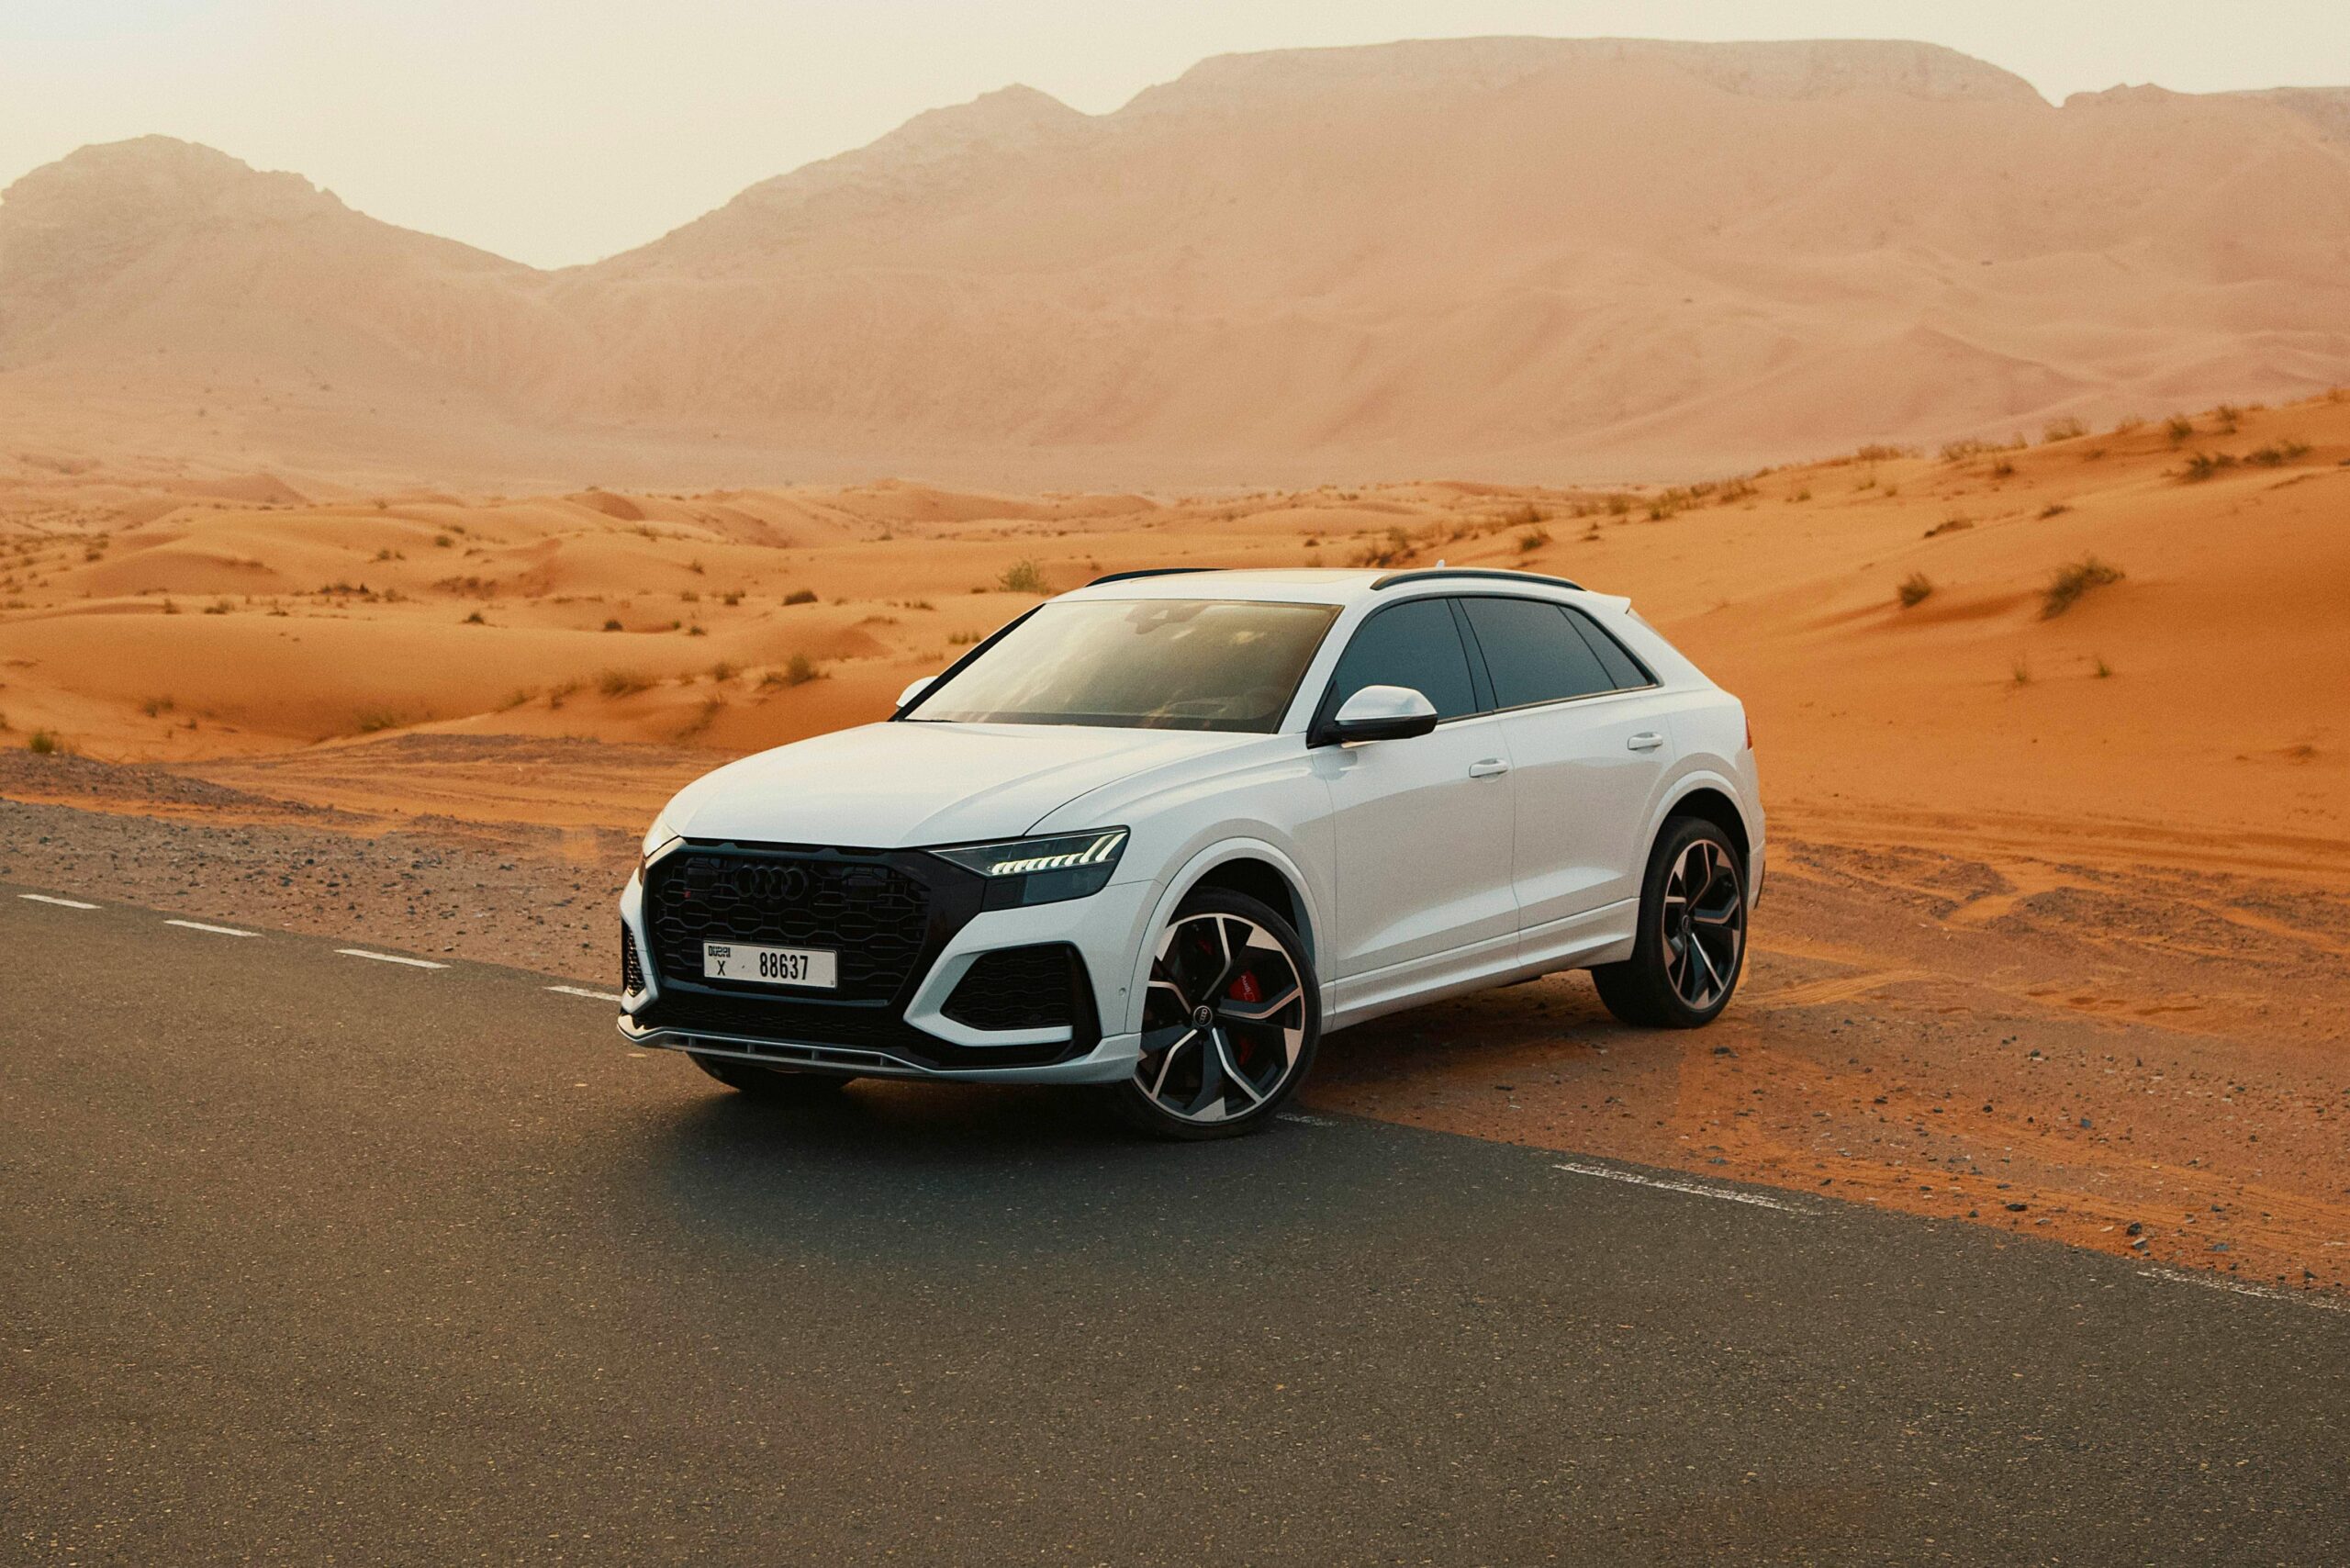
[703,941,837,990]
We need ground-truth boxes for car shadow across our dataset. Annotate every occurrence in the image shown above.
[619,1073,1437,1270]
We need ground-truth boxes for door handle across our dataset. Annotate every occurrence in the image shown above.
[1627,732,1665,752]
[1468,757,1511,778]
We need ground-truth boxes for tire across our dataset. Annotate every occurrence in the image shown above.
[1110,888,1321,1140]
[1592,817,1749,1029]
[690,1052,856,1102]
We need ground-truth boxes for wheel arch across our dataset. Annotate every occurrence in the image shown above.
[1125,839,1323,1035]
[1657,776,1753,868]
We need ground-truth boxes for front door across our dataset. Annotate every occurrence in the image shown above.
[1316,597,1518,979]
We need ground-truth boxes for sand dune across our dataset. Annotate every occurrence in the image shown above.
[5,39,2349,487]
[4,391,2344,865]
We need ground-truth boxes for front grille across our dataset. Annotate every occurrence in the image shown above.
[644,846,934,1002]
[943,945,1080,1032]
[621,926,645,995]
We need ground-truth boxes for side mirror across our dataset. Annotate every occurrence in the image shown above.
[1322,684,1439,745]
[895,676,935,711]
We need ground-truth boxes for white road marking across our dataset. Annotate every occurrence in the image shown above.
[166,919,257,937]
[1552,1159,1812,1215]
[336,948,448,969]
[2135,1264,2348,1314]
[546,985,624,1002]
[18,892,98,910]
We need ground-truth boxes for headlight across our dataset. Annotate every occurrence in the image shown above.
[932,828,1128,908]
[638,813,680,879]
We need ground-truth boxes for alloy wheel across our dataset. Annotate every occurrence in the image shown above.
[1133,912,1309,1126]
[1662,838,1744,1011]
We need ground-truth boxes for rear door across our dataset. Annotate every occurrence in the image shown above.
[1316,596,1519,980]
[1456,597,1674,935]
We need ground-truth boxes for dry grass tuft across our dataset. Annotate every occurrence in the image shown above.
[998,559,1049,594]
[598,669,652,699]
[1897,573,1934,610]
[2041,556,2123,619]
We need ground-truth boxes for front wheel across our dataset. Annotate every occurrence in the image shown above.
[1592,817,1748,1028]
[1111,889,1321,1140]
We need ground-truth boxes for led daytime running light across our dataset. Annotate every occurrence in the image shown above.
[980,831,1126,878]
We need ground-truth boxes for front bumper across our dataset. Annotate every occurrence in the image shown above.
[618,844,1157,1084]
[617,1014,1143,1085]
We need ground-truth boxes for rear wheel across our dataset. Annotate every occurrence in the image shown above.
[690,1053,856,1102]
[1593,817,1747,1029]
[1111,889,1320,1140]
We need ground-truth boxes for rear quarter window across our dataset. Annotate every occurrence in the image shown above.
[1562,607,1655,689]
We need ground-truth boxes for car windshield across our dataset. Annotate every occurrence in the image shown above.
[906,599,1340,733]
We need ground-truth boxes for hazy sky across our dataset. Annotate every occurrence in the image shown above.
[6,1,2348,267]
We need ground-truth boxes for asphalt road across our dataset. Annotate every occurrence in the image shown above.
[4,883,2346,1566]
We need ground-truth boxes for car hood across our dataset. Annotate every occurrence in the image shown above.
[657,721,1257,849]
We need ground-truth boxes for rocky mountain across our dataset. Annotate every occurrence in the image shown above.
[5,38,2348,486]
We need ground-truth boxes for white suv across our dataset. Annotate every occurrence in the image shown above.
[618,567,1762,1138]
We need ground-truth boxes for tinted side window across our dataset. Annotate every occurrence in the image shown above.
[1326,599,1478,720]
[1460,598,1613,708]
[1563,607,1653,689]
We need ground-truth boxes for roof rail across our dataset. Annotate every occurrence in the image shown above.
[1371,567,1585,592]
[1084,567,1214,587]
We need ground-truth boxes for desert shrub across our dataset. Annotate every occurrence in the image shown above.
[761,654,821,689]
[27,729,62,754]
[2011,657,2032,687]
[434,533,453,548]
[2213,404,2242,433]
[1716,477,1758,504]
[1924,516,1974,538]
[2164,415,2195,447]
[1989,460,2017,479]
[140,696,175,718]
[2109,415,2144,435]
[353,710,405,734]
[2246,439,2311,467]
[1940,438,1999,462]
[498,689,534,711]
[1897,573,1934,609]
[2180,452,2238,482]
[1516,528,1550,554]
[2042,556,2123,619]
[2039,503,2072,520]
[598,669,652,699]
[678,589,699,603]
[602,617,623,631]
[686,624,706,637]
[947,629,982,646]
[2093,655,2113,679]
[1606,494,1632,517]
[2042,417,2087,443]
[545,679,580,710]
[998,558,1049,594]
[1351,526,1416,568]
[464,610,487,625]
[709,662,738,683]
[1852,442,1918,463]
[783,588,819,605]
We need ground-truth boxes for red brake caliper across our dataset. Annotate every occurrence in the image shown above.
[1225,970,1263,1063]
